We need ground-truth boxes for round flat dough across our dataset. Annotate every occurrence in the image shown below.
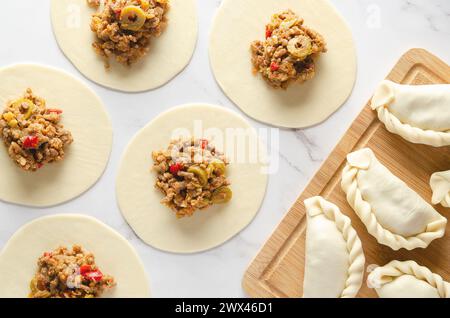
[51,0,198,92]
[0,64,112,207]
[209,0,356,128]
[116,104,268,253]
[0,214,150,298]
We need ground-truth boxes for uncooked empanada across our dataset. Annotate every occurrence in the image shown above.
[303,196,365,298]
[368,260,450,298]
[371,80,450,147]
[430,170,450,208]
[341,148,447,250]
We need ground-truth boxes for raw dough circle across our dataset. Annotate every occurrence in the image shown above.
[0,214,150,298]
[209,0,357,128]
[0,64,112,207]
[116,104,268,253]
[51,0,198,92]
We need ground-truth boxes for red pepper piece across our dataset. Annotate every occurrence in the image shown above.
[85,270,103,282]
[169,163,184,175]
[200,139,208,150]
[47,109,63,114]
[37,163,44,169]
[270,62,280,72]
[80,264,103,282]
[23,136,39,149]
[114,9,122,20]
[265,26,272,39]
[80,265,92,275]
[43,252,52,258]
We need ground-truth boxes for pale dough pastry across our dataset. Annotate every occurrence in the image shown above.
[209,0,356,128]
[303,196,365,298]
[341,148,447,250]
[0,214,150,298]
[368,261,450,298]
[371,80,450,147]
[0,64,112,207]
[430,170,450,208]
[116,104,268,253]
[51,0,198,92]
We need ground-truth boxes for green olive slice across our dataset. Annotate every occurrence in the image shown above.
[280,18,298,29]
[207,159,226,176]
[287,35,313,60]
[120,6,146,31]
[212,187,232,204]
[29,278,37,292]
[188,166,208,186]
[12,98,35,120]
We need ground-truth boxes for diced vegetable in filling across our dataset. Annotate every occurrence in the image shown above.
[251,10,327,89]
[89,0,170,68]
[87,0,101,8]
[29,245,115,298]
[152,138,233,218]
[0,89,73,172]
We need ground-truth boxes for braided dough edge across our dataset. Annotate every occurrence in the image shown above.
[373,105,450,147]
[368,260,450,298]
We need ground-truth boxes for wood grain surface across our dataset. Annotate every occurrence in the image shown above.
[242,48,450,298]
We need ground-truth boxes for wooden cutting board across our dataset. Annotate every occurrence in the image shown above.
[243,48,450,298]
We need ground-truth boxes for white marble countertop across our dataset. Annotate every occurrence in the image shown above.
[0,0,449,298]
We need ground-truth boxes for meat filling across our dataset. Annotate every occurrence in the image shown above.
[90,0,170,68]
[152,138,233,218]
[0,89,73,172]
[29,245,115,298]
[251,10,327,89]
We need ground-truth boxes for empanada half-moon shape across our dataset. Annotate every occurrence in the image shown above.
[371,80,450,147]
[303,196,365,298]
[430,170,450,208]
[368,261,450,298]
[341,148,447,250]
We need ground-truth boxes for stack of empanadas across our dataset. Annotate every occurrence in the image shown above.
[301,81,449,298]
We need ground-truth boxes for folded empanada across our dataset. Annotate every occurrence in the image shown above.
[303,196,365,298]
[368,260,450,298]
[341,148,447,250]
[371,80,450,147]
[430,170,450,208]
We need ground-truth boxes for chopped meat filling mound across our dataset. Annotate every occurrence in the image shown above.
[0,89,73,172]
[29,245,116,298]
[90,0,170,68]
[152,138,233,218]
[251,10,327,89]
